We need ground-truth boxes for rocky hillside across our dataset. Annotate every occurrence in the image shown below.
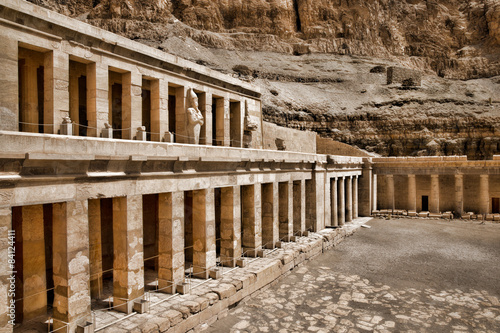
[27,0,500,159]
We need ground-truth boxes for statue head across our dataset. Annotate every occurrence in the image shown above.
[188,88,198,108]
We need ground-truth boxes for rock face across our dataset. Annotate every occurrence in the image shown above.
[30,0,500,79]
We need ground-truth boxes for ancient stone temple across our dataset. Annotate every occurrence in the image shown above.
[0,1,499,333]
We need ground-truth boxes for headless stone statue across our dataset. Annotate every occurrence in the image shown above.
[186,88,204,144]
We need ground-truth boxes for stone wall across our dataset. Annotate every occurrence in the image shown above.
[262,122,316,153]
[387,66,422,86]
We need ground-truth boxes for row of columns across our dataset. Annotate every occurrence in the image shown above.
[379,174,491,215]
[330,175,359,227]
[7,43,247,147]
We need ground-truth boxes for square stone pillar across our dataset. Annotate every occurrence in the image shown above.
[479,175,489,215]
[13,205,47,322]
[45,50,70,134]
[88,200,103,299]
[408,175,417,211]
[262,183,279,249]
[112,196,144,314]
[324,174,332,227]
[200,92,212,145]
[372,174,378,212]
[214,97,225,146]
[278,181,293,242]
[353,176,359,219]
[338,177,345,226]
[305,179,317,232]
[454,175,464,215]
[175,86,187,143]
[192,189,216,279]
[358,160,373,217]
[0,38,18,131]
[346,176,353,222]
[241,184,262,257]
[0,209,12,331]
[430,175,440,213]
[151,78,169,142]
[293,180,306,236]
[20,57,39,133]
[158,192,184,294]
[220,186,241,267]
[87,63,108,137]
[52,201,91,332]
[386,175,395,212]
[122,71,142,140]
[331,178,338,226]
[223,98,231,147]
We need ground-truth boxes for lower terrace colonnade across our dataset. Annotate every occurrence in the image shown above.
[372,157,500,218]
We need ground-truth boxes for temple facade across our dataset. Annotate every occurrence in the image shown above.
[0,1,499,332]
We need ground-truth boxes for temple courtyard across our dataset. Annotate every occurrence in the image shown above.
[205,218,500,333]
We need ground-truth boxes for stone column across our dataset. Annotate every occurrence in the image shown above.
[278,181,293,242]
[338,177,345,226]
[192,189,216,279]
[315,168,326,231]
[223,97,231,147]
[372,174,378,212]
[214,97,225,146]
[430,175,440,213]
[69,69,80,135]
[358,160,373,217]
[262,183,279,249]
[175,86,187,143]
[324,174,332,227]
[305,179,317,232]
[0,38,18,131]
[88,200,102,299]
[200,92,212,145]
[86,63,108,137]
[52,201,91,332]
[331,178,338,226]
[150,78,168,142]
[408,175,417,212]
[158,192,184,294]
[353,176,359,219]
[14,205,47,322]
[346,176,353,222]
[386,175,395,212]
[122,71,142,140]
[45,49,70,134]
[220,186,241,267]
[479,175,489,215]
[454,174,464,215]
[0,209,12,331]
[112,196,144,314]
[20,57,39,133]
[293,180,306,236]
[241,184,262,257]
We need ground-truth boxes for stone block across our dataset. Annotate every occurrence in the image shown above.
[211,283,236,300]
[133,299,150,314]
[76,321,94,333]
[236,258,246,268]
[494,215,500,221]
[408,210,417,217]
[418,211,429,217]
[209,268,221,280]
[257,249,266,258]
[290,236,299,242]
[176,282,190,295]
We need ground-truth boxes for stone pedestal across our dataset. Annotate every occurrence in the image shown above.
[52,201,91,332]
[158,192,184,294]
[220,186,242,267]
[192,189,216,279]
[112,196,144,314]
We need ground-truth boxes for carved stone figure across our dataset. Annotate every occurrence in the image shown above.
[244,100,258,131]
[186,88,204,144]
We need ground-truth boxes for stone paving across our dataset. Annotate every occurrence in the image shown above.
[205,219,500,333]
